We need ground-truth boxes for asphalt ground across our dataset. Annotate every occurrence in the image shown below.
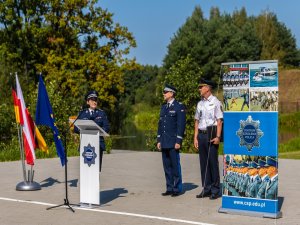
[0,150,299,225]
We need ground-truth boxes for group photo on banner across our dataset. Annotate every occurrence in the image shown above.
[219,60,281,218]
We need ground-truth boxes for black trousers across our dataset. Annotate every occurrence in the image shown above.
[99,150,103,172]
[198,133,220,194]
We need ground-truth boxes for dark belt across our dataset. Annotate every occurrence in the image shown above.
[198,129,207,134]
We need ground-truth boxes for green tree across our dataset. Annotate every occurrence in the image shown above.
[254,10,299,66]
[34,0,137,109]
[0,0,137,145]
[163,6,262,82]
[163,6,299,83]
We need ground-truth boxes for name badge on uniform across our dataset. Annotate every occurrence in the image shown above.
[169,110,176,113]
[207,104,215,110]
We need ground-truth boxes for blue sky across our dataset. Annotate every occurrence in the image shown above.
[101,0,300,66]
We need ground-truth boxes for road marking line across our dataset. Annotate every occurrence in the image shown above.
[0,197,216,225]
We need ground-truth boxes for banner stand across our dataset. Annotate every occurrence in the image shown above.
[220,60,281,218]
[219,207,282,219]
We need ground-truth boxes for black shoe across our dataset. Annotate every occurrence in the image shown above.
[171,192,181,197]
[209,193,219,200]
[196,191,211,198]
[161,191,173,196]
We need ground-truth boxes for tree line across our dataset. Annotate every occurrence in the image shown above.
[122,6,300,151]
[0,3,299,152]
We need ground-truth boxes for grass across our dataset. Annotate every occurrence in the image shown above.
[279,151,300,159]
[226,98,249,111]
[0,134,113,162]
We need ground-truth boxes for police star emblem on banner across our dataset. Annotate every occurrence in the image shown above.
[236,115,264,152]
[82,144,97,167]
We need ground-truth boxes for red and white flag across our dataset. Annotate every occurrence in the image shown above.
[16,75,36,165]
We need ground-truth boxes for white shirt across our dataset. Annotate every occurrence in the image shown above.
[167,98,175,106]
[88,108,95,116]
[194,94,223,130]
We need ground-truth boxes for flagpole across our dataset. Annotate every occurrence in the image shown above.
[14,72,41,191]
[17,124,27,182]
[11,72,27,181]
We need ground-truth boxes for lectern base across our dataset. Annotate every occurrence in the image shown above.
[16,181,41,191]
[79,202,100,209]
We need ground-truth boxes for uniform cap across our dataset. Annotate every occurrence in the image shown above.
[198,78,216,88]
[249,161,258,168]
[85,90,98,100]
[241,162,249,168]
[258,159,266,168]
[265,156,278,167]
[163,84,177,93]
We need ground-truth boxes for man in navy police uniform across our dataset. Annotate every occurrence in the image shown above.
[74,90,110,172]
[157,84,186,197]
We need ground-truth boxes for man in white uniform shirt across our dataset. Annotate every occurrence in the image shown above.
[194,79,223,200]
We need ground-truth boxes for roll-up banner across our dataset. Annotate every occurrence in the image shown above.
[219,60,282,218]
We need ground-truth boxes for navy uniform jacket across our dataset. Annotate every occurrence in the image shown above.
[157,100,186,149]
[74,108,110,151]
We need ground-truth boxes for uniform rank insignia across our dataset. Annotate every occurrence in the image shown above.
[236,115,264,152]
[82,143,97,167]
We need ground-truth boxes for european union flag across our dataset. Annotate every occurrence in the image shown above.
[35,75,66,166]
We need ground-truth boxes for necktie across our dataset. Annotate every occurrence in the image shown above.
[91,110,94,117]
[167,103,170,109]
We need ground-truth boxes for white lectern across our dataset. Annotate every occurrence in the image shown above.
[74,119,109,206]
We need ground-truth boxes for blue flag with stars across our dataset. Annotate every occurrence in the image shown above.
[35,75,65,166]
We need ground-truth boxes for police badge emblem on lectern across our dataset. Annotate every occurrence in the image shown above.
[82,143,97,167]
[236,115,264,152]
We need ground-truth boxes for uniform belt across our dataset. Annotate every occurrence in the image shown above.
[198,129,207,134]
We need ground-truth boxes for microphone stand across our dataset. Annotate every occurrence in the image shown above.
[47,108,87,212]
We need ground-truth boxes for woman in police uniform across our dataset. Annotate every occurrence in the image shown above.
[74,90,110,172]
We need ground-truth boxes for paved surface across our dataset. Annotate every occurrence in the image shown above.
[0,150,299,225]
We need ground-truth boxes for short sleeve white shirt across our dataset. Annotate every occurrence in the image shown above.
[194,94,223,130]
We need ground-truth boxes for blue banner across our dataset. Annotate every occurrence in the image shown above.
[222,196,278,214]
[224,112,278,156]
[220,60,280,217]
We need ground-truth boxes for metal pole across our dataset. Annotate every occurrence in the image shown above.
[17,125,27,182]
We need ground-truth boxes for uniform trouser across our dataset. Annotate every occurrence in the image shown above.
[241,101,249,111]
[224,101,229,110]
[198,133,220,195]
[99,150,103,172]
[161,148,182,193]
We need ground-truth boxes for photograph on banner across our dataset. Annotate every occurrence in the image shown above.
[249,62,278,88]
[223,89,249,111]
[250,87,279,111]
[223,112,278,156]
[223,154,278,200]
[222,63,249,88]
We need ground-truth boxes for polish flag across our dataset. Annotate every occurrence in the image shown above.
[16,75,36,165]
